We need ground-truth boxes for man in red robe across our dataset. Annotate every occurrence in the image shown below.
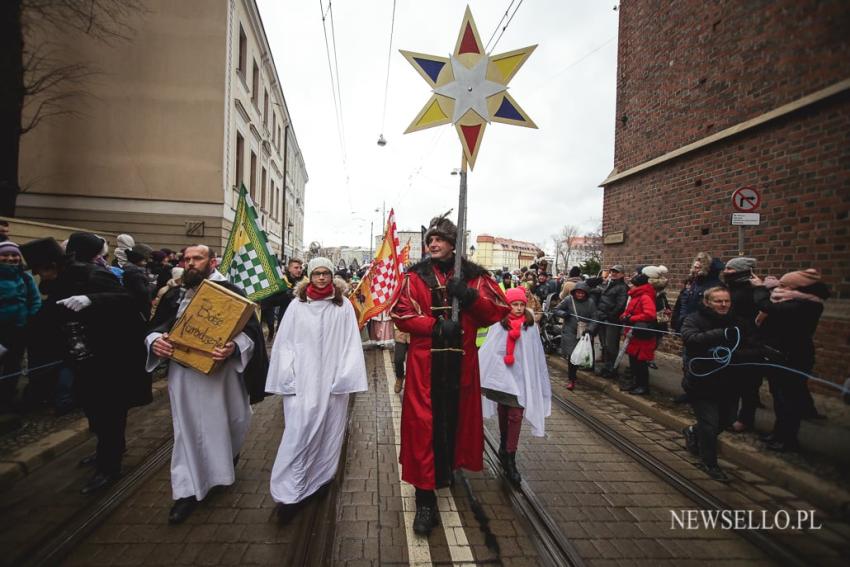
[391,213,509,535]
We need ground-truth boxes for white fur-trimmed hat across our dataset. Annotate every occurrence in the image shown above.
[307,257,334,276]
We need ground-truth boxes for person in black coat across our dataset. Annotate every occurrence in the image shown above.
[123,244,154,321]
[21,234,152,494]
[680,286,763,482]
[751,269,829,452]
[721,257,762,432]
[594,265,629,378]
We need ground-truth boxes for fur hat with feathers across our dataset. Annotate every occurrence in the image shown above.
[424,210,457,247]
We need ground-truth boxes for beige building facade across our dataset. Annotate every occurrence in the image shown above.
[17,0,307,258]
[470,234,543,272]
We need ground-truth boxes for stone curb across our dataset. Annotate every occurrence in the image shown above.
[0,379,169,492]
[549,356,850,518]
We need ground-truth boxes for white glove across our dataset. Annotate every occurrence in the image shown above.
[58,295,93,312]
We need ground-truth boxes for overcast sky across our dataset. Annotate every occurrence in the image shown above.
[257,1,619,253]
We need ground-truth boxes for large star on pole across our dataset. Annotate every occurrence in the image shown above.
[400,6,537,169]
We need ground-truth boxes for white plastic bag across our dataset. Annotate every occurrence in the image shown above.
[570,334,594,369]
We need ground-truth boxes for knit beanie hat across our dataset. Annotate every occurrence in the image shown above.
[630,273,649,286]
[126,243,153,264]
[725,257,756,272]
[505,287,527,304]
[171,267,184,281]
[307,257,334,276]
[0,241,20,256]
[116,234,135,250]
[66,232,106,263]
[779,268,821,290]
[568,266,581,278]
[424,211,457,247]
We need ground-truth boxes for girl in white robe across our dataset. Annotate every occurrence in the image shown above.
[479,286,552,485]
[265,257,368,522]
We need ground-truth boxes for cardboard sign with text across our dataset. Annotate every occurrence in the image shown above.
[168,279,256,374]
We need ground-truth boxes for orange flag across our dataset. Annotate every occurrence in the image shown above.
[398,238,411,266]
[349,209,403,328]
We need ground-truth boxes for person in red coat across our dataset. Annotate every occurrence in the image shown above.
[619,272,657,395]
[391,213,509,536]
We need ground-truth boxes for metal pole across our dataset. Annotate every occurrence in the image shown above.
[369,221,374,261]
[738,226,744,256]
[451,155,468,321]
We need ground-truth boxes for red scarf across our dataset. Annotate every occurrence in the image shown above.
[504,313,525,365]
[306,283,334,300]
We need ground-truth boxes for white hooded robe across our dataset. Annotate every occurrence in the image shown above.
[478,321,552,436]
[266,288,367,504]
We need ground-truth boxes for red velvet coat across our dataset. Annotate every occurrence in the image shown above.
[391,260,508,490]
[621,283,658,362]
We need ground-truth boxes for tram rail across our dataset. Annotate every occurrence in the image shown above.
[550,390,811,567]
[481,428,586,567]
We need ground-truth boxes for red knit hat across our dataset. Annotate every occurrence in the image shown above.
[505,287,527,304]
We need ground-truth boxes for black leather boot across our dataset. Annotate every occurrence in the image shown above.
[412,503,439,535]
[498,432,508,465]
[168,496,198,524]
[504,452,522,486]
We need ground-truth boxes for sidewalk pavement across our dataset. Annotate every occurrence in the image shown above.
[0,376,169,491]
[552,355,850,520]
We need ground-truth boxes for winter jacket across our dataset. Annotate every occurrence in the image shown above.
[596,277,629,323]
[559,276,583,300]
[620,283,657,361]
[35,260,151,409]
[724,271,759,323]
[680,304,763,399]
[753,286,824,371]
[671,257,724,331]
[554,282,598,359]
[122,263,153,322]
[0,264,41,329]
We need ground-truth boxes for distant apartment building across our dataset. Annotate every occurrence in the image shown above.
[471,234,543,272]
[17,0,307,258]
[374,230,425,265]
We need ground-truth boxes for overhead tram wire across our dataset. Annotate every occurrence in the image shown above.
[379,0,398,140]
[328,2,347,159]
[484,0,516,53]
[488,0,526,53]
[318,0,352,209]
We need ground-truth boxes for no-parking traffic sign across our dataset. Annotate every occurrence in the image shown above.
[732,186,761,212]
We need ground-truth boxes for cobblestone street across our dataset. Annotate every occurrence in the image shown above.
[1,348,848,566]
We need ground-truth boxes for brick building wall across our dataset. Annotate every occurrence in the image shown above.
[614,0,850,171]
[602,1,850,390]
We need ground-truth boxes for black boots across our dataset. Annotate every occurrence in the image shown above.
[168,496,198,524]
[412,503,440,535]
[503,452,522,486]
[499,432,522,486]
[80,471,119,494]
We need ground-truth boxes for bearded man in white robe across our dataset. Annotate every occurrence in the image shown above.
[147,244,268,524]
[266,257,367,523]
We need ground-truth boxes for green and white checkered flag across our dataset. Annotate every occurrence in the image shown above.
[220,185,287,301]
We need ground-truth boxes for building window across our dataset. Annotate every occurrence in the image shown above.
[251,60,259,105]
[237,25,247,76]
[272,113,277,144]
[235,132,244,189]
[261,166,267,211]
[263,88,269,127]
[249,151,257,201]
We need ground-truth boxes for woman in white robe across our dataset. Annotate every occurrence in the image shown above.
[266,257,368,522]
[479,286,551,485]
